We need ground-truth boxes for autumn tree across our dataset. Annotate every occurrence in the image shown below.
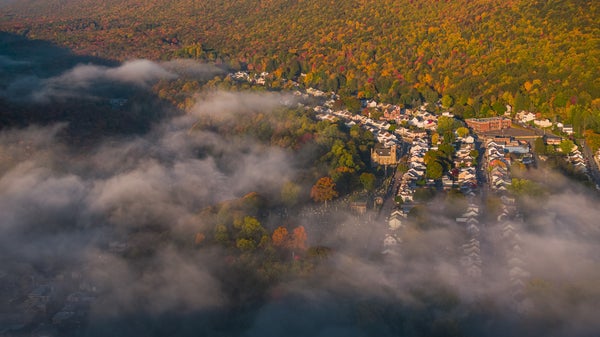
[272,226,289,248]
[290,226,307,251]
[310,176,338,206]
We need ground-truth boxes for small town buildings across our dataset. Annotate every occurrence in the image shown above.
[543,134,562,145]
[466,117,512,133]
[371,143,398,167]
[562,124,574,135]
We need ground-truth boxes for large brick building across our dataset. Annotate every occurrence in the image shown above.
[371,143,397,167]
[465,117,512,133]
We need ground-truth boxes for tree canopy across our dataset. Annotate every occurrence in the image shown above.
[1,0,598,123]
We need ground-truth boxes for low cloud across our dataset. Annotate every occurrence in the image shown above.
[1,58,223,102]
[189,90,296,123]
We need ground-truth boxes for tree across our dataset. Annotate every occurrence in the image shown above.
[281,181,301,207]
[239,216,266,241]
[290,226,307,250]
[456,127,469,138]
[441,94,454,108]
[437,116,461,134]
[559,139,575,154]
[426,161,443,180]
[534,137,547,155]
[310,176,338,206]
[236,238,256,252]
[214,224,230,245]
[272,226,289,248]
[341,95,362,113]
[424,150,440,165]
[359,172,376,192]
[438,143,455,158]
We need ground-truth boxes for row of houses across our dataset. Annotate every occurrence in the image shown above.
[486,140,513,193]
[231,71,271,86]
[329,109,403,148]
[495,201,533,314]
[565,146,588,174]
[457,203,483,278]
[383,137,433,255]
[447,136,479,193]
[397,137,430,203]
[382,208,407,255]
[481,136,533,313]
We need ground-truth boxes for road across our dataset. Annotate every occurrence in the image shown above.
[579,139,600,187]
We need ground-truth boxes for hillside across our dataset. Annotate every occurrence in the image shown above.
[1,0,599,123]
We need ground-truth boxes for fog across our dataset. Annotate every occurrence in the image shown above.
[1,36,599,337]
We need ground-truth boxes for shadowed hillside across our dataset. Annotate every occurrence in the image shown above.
[0,32,178,144]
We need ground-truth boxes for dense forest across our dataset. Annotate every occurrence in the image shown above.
[1,0,599,128]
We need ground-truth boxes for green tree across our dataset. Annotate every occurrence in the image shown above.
[281,181,301,207]
[456,127,469,138]
[534,137,547,155]
[559,139,575,154]
[359,172,376,192]
[239,216,266,241]
[214,224,230,245]
[439,143,455,158]
[236,238,257,252]
[426,161,443,180]
[441,94,454,108]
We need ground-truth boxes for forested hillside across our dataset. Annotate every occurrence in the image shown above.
[1,0,599,123]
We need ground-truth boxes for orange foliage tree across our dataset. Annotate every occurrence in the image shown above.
[272,226,289,248]
[310,176,338,206]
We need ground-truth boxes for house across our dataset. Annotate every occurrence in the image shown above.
[350,201,368,214]
[383,234,400,247]
[458,170,476,182]
[462,244,480,255]
[399,189,414,202]
[390,209,407,218]
[466,223,480,236]
[517,111,536,124]
[463,135,475,144]
[466,265,482,278]
[388,215,403,230]
[466,205,479,213]
[462,209,478,218]
[504,140,530,154]
[543,134,562,145]
[534,119,552,128]
[442,175,454,189]
[562,124,574,135]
